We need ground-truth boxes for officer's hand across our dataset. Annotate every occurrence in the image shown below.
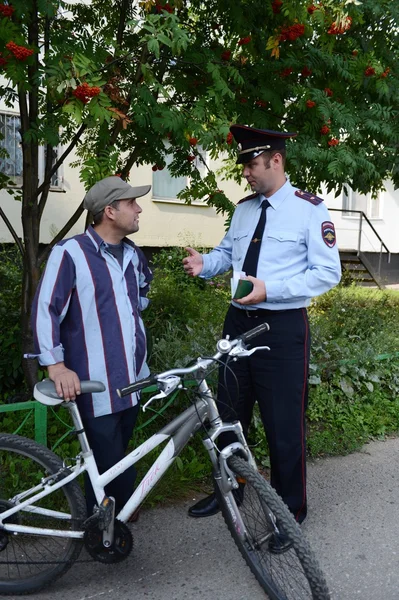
[235,276,266,305]
[183,247,203,277]
[47,363,81,401]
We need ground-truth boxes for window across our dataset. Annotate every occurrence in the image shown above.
[0,113,23,186]
[43,145,63,190]
[152,145,207,204]
[0,111,63,190]
[342,187,381,219]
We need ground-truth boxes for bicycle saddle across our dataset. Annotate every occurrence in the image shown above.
[33,379,106,406]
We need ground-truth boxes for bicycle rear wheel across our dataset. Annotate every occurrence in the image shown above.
[0,433,87,595]
[216,455,330,600]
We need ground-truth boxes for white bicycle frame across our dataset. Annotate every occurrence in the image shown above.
[0,358,257,541]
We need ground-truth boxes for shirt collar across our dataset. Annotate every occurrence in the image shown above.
[86,225,136,254]
[259,179,293,210]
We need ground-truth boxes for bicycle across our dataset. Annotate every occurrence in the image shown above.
[0,322,330,599]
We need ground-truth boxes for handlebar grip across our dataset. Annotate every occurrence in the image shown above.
[117,375,158,398]
[239,322,270,343]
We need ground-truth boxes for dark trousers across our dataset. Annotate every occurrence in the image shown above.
[82,405,140,516]
[217,305,310,524]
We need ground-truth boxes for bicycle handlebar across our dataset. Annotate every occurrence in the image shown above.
[116,321,270,398]
[117,375,158,398]
[238,321,269,342]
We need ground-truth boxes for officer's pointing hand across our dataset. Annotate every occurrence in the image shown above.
[183,247,203,277]
[235,276,267,305]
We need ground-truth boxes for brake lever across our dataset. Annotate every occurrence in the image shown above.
[142,390,167,412]
[142,376,181,412]
[232,345,270,358]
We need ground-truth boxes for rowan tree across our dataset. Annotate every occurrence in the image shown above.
[0,0,397,387]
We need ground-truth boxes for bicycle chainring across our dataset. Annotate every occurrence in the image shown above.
[84,519,133,563]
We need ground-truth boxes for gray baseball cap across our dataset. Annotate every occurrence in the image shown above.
[83,176,151,215]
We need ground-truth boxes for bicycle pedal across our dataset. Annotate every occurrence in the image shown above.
[97,496,115,530]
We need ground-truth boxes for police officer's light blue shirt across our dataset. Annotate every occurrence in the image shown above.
[201,180,341,310]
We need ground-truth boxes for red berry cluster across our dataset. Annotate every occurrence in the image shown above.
[151,165,164,171]
[328,138,339,147]
[238,36,251,46]
[187,155,196,162]
[189,137,198,146]
[0,53,7,68]
[307,4,318,14]
[155,2,173,13]
[279,24,305,42]
[226,132,233,145]
[306,100,316,108]
[0,3,14,17]
[72,83,101,104]
[255,99,267,107]
[272,0,283,14]
[6,41,34,61]
[328,16,352,35]
[221,50,231,61]
[364,66,375,77]
[324,87,333,97]
[280,67,293,78]
[352,50,358,56]
[239,97,248,103]
[301,67,312,77]
[380,67,390,78]
[320,125,330,135]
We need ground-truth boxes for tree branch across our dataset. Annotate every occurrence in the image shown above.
[38,202,85,266]
[0,204,24,257]
[37,124,87,208]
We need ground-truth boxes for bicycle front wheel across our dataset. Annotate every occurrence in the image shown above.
[0,433,87,595]
[216,455,330,600]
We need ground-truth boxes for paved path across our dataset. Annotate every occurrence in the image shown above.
[3,437,399,599]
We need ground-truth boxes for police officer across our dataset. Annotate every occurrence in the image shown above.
[183,124,341,526]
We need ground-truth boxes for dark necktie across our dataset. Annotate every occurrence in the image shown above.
[241,199,270,277]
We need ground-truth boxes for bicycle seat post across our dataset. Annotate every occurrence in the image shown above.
[66,402,91,454]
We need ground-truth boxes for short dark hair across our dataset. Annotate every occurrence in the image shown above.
[92,199,121,225]
[262,148,286,169]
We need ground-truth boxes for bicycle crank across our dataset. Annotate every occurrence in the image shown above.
[84,519,133,563]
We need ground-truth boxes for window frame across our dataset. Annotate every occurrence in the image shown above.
[0,110,64,191]
[342,186,382,220]
[151,144,209,206]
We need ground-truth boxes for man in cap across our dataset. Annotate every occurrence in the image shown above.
[30,175,152,517]
[183,125,341,533]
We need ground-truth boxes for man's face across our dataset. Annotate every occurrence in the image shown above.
[111,197,142,235]
[242,152,281,197]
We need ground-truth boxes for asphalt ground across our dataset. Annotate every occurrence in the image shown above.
[2,436,399,600]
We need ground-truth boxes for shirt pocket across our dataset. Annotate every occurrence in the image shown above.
[266,230,298,258]
[232,229,250,262]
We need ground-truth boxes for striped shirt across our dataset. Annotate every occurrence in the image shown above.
[30,226,152,418]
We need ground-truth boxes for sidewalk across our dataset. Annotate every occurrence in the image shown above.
[2,437,399,600]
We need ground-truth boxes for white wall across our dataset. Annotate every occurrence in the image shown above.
[323,181,399,254]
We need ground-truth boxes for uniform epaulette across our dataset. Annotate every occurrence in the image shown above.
[237,192,258,205]
[295,190,324,205]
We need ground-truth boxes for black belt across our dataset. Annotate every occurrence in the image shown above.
[231,304,299,318]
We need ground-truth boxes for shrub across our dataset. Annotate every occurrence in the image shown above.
[0,245,25,398]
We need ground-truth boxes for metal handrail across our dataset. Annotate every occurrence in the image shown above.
[329,208,391,255]
[330,208,391,279]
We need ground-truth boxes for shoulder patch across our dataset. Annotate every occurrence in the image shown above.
[237,192,258,205]
[321,221,336,248]
[295,190,324,205]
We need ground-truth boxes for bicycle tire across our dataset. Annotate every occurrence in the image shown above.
[0,433,87,595]
[216,455,330,600]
